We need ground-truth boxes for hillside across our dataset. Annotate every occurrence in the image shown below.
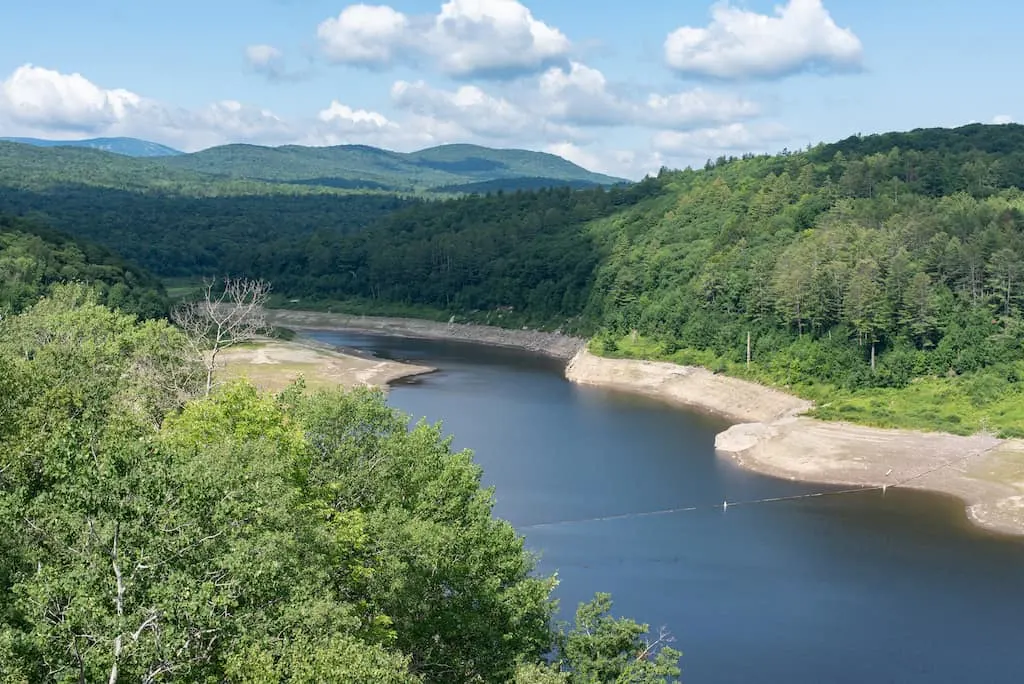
[9,123,1024,435]
[0,214,168,317]
[157,142,626,192]
[256,123,1024,436]
[0,136,182,157]
[0,141,373,196]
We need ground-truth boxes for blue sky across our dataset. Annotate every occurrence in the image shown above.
[0,0,1020,178]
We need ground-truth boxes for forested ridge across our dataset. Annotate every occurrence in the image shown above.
[259,123,1024,436]
[0,139,621,195]
[8,124,1024,435]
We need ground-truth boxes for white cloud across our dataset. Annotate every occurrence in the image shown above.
[0,63,297,151]
[545,142,667,179]
[317,4,409,67]
[643,89,759,128]
[430,0,570,77]
[391,78,569,140]
[665,0,862,80]
[317,0,570,78]
[246,44,283,68]
[318,100,395,130]
[653,122,790,156]
[993,114,1014,125]
[538,61,759,128]
[0,64,142,131]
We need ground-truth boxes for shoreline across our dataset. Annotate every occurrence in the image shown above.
[264,310,1024,538]
[566,347,1024,538]
[266,310,585,359]
[218,337,434,392]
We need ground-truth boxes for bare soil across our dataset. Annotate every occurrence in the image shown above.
[567,347,1024,536]
[217,339,433,392]
[265,310,584,359]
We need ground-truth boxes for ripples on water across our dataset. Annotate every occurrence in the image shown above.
[311,331,1024,684]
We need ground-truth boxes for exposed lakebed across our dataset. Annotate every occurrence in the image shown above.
[310,330,1024,684]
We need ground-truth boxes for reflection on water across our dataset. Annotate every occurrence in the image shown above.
[310,330,1024,684]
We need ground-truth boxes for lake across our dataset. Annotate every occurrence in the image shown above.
[309,330,1024,684]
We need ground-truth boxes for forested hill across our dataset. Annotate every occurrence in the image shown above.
[0,136,182,157]
[255,123,1024,436]
[158,142,625,192]
[0,139,623,195]
[7,123,1024,434]
[0,214,168,317]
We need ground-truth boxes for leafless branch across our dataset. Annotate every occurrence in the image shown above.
[171,276,271,395]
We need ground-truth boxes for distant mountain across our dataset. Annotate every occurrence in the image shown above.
[158,142,627,192]
[0,138,628,195]
[0,136,182,157]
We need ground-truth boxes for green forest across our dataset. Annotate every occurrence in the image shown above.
[7,121,1024,680]
[0,215,167,318]
[7,124,1024,436]
[0,286,682,682]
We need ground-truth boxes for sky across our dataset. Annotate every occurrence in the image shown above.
[0,0,1020,179]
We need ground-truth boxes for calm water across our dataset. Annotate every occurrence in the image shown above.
[310,331,1024,684]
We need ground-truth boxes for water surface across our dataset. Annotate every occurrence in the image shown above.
[311,331,1024,684]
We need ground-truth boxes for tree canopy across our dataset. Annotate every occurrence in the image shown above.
[0,289,682,683]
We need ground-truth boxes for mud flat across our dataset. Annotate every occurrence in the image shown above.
[218,339,433,392]
[265,310,584,359]
[565,347,1024,536]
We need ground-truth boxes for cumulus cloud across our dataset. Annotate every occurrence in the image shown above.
[545,142,668,179]
[652,122,790,156]
[0,64,142,131]
[0,63,490,153]
[665,0,862,80]
[537,61,759,129]
[317,0,570,78]
[391,78,573,140]
[317,4,409,67]
[993,114,1014,125]
[0,64,299,150]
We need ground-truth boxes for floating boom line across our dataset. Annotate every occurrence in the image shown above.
[517,444,998,531]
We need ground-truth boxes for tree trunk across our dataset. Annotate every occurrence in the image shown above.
[870,342,876,371]
[746,331,751,369]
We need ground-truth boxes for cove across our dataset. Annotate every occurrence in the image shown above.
[308,330,1024,684]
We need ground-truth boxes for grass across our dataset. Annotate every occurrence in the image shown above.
[597,333,1024,438]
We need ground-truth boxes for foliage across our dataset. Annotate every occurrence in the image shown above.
[160,142,624,192]
[0,296,680,682]
[0,186,414,277]
[0,214,168,317]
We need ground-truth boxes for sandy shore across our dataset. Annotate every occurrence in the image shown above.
[218,339,433,392]
[254,314,1024,536]
[566,347,1024,537]
[265,310,584,359]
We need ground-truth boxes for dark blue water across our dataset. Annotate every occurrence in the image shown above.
[310,330,1024,684]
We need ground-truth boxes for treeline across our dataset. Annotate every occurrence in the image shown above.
[0,214,167,317]
[0,188,414,277]
[252,124,1024,434]
[254,181,661,327]
[0,286,681,682]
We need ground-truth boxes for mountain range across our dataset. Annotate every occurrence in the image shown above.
[0,137,626,193]
[0,136,183,157]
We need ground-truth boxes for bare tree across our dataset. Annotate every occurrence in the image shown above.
[172,277,271,395]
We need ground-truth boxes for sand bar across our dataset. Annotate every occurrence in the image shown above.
[218,338,433,392]
[566,347,1024,537]
[261,312,1024,537]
